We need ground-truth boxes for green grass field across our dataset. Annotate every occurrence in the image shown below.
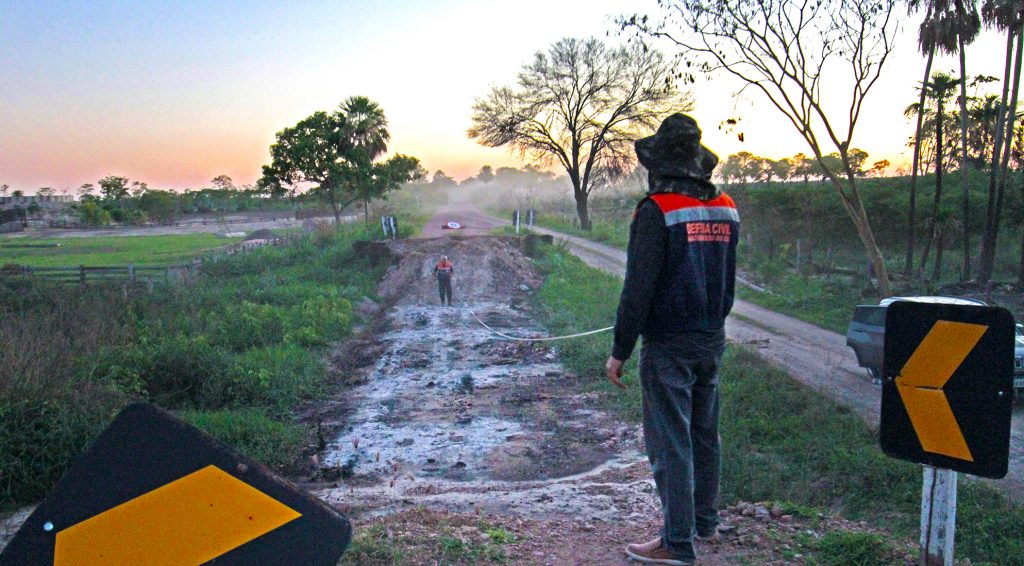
[0,233,241,268]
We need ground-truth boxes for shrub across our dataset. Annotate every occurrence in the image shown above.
[814,531,891,566]
[178,408,306,469]
[207,301,286,351]
[0,392,122,507]
[85,336,235,409]
[230,344,325,411]
[285,295,353,346]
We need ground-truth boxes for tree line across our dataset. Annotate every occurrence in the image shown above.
[717,150,889,186]
[0,175,294,228]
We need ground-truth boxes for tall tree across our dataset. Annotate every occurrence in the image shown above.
[791,153,815,186]
[622,0,900,295]
[210,175,234,190]
[917,72,961,280]
[477,165,495,185]
[906,2,940,277]
[978,0,1024,282]
[431,170,456,187]
[259,98,420,224]
[341,96,393,222]
[947,1,982,279]
[469,37,686,230]
[98,176,130,202]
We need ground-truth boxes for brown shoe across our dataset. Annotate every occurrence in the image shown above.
[625,537,694,565]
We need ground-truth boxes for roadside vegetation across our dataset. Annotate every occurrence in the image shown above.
[57,174,295,228]
[0,220,407,509]
[531,243,1024,565]
[0,233,241,268]
[516,168,1024,331]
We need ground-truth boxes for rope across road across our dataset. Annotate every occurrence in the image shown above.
[463,302,613,342]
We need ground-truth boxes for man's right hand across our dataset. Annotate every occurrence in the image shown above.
[605,356,627,390]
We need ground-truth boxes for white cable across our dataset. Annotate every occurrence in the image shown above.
[463,302,613,342]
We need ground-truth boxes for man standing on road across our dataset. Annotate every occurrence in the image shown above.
[434,255,455,306]
[606,114,739,566]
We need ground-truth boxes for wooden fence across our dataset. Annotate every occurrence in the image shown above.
[1,234,296,286]
[3,264,192,286]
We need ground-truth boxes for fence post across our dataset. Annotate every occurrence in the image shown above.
[796,239,802,274]
[79,265,86,285]
[128,263,135,283]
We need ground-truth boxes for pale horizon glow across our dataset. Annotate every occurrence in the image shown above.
[0,1,1011,193]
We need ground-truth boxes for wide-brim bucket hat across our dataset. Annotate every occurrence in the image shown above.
[635,114,719,180]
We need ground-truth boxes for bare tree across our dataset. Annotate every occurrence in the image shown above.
[622,0,900,296]
[468,37,688,230]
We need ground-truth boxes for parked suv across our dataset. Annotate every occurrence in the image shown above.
[846,296,990,386]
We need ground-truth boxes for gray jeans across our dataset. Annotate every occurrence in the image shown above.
[640,331,724,561]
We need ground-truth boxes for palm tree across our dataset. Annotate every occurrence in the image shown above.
[968,93,1002,161]
[340,96,391,223]
[917,72,961,281]
[948,1,982,280]
[906,1,939,277]
[341,96,390,159]
[978,0,1024,283]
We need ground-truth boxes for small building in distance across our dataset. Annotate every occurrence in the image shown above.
[0,195,75,210]
[0,208,28,233]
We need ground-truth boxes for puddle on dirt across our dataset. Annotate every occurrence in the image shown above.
[323,303,541,481]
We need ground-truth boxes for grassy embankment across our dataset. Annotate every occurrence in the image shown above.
[0,221,409,510]
[0,233,242,268]
[532,243,1024,565]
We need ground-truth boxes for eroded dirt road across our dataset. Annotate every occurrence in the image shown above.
[310,233,681,562]
[305,204,919,564]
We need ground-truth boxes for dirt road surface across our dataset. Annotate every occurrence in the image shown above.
[304,203,917,564]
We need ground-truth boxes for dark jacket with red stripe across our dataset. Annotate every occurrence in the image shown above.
[611,190,739,361]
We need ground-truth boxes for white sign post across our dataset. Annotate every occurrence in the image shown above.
[919,466,957,566]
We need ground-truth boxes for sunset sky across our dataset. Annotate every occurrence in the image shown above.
[0,0,1010,193]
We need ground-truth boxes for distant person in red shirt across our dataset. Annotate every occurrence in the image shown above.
[433,256,454,306]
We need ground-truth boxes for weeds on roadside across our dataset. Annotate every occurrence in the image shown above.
[0,220,401,509]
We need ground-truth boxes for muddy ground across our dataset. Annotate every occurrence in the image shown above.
[307,235,649,522]
[299,205,918,564]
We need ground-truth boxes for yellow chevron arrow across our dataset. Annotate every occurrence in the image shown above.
[54,465,301,566]
[896,320,988,461]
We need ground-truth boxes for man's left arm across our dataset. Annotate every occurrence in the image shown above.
[606,201,667,388]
